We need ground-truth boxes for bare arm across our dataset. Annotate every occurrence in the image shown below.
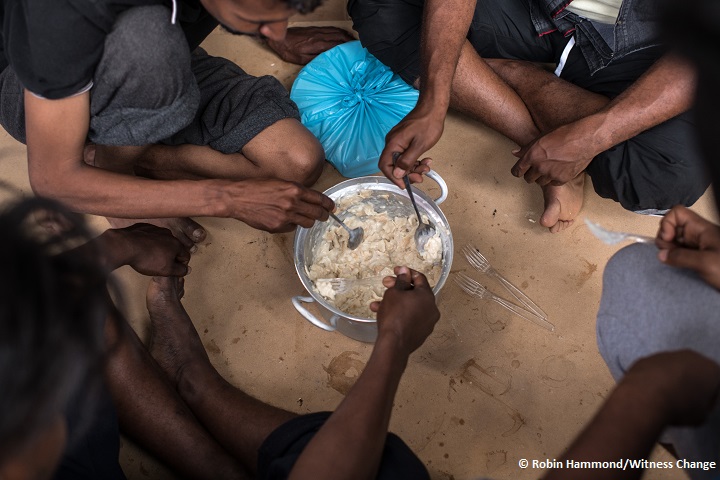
[512,53,697,185]
[544,351,720,480]
[288,267,440,480]
[24,91,333,231]
[380,0,477,186]
[264,27,355,65]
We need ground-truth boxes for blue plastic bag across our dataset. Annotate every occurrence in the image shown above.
[290,41,419,178]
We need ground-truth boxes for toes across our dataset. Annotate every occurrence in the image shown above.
[178,218,207,243]
[540,200,561,229]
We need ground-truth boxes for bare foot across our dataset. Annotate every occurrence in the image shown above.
[146,276,212,389]
[107,217,206,249]
[540,174,585,233]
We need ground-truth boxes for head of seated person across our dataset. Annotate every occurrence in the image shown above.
[0,198,112,480]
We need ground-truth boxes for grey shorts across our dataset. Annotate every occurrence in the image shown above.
[597,244,720,480]
[0,5,299,154]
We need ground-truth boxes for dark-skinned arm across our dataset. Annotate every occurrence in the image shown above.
[544,350,720,480]
[512,53,697,185]
[66,224,191,276]
[288,267,440,480]
[24,91,333,232]
[380,0,477,187]
[264,26,355,65]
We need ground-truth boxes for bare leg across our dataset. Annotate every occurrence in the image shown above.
[450,42,540,146]
[86,145,208,247]
[103,306,247,480]
[146,277,297,474]
[485,59,610,131]
[480,58,611,232]
[132,118,325,187]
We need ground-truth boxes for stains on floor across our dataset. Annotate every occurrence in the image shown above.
[323,350,366,395]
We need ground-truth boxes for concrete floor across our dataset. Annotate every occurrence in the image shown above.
[0,1,714,479]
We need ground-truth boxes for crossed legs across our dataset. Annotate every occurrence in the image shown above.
[450,41,611,231]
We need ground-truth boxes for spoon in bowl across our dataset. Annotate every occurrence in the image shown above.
[329,212,364,250]
[393,153,436,254]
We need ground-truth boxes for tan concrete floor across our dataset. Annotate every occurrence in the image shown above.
[1,1,714,479]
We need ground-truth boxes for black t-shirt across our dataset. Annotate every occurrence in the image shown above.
[0,0,218,99]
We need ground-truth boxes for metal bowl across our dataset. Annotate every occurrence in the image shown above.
[292,171,453,342]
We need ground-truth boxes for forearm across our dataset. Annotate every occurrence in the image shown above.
[575,53,696,156]
[24,90,232,219]
[544,379,669,480]
[28,159,230,219]
[288,334,409,480]
[418,0,477,114]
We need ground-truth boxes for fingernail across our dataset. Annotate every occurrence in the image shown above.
[186,266,192,274]
[192,229,204,240]
[190,245,198,254]
[512,148,520,154]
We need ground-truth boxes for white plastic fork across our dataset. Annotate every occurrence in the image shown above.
[318,276,384,294]
[584,218,655,245]
[462,244,548,321]
[455,273,555,331]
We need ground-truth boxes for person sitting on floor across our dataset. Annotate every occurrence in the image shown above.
[0,0,353,248]
[348,0,708,232]
[0,196,440,480]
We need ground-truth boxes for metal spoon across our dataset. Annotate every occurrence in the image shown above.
[402,175,436,254]
[392,152,436,254]
[329,212,364,250]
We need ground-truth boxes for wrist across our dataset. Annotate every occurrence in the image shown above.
[374,330,412,370]
[206,179,239,218]
[96,229,131,270]
[416,89,450,117]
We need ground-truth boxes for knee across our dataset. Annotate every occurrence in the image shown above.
[281,135,325,187]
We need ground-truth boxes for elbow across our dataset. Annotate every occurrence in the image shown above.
[27,155,71,201]
[28,167,58,199]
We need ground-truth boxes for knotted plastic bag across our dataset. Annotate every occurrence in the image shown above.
[290,41,419,178]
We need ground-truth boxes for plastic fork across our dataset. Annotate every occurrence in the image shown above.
[462,244,548,320]
[317,276,384,294]
[455,273,555,331]
[584,218,655,245]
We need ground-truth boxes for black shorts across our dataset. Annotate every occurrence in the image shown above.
[258,412,430,479]
[348,0,710,211]
[53,385,126,480]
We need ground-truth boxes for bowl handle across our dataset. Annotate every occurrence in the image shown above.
[291,296,338,332]
[425,170,448,205]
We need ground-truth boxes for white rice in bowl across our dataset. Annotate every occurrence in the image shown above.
[307,191,443,318]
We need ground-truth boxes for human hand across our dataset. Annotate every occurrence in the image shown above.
[102,224,191,276]
[227,178,334,233]
[370,267,440,356]
[511,123,597,186]
[656,206,720,290]
[265,27,355,65]
[379,105,444,188]
[623,350,720,426]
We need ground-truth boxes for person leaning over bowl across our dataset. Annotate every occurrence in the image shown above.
[0,195,440,480]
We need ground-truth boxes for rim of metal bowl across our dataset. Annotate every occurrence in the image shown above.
[293,175,454,323]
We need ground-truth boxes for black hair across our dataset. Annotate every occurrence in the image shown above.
[0,196,111,462]
[283,0,323,15]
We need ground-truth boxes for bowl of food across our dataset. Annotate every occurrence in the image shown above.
[292,170,453,342]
